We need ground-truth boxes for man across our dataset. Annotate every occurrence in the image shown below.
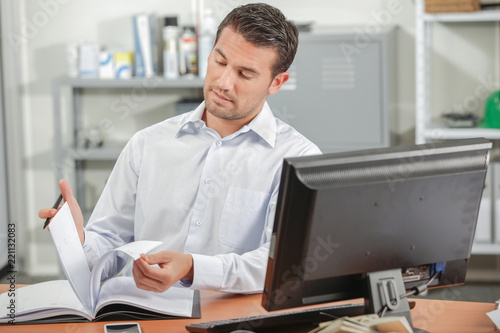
[39,3,321,294]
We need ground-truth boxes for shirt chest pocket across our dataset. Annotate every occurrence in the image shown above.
[219,186,271,251]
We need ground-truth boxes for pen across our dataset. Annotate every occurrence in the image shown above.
[43,194,63,230]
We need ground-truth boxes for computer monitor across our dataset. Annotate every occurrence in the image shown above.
[262,138,491,327]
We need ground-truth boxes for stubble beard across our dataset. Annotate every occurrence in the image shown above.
[204,86,243,120]
[204,86,268,121]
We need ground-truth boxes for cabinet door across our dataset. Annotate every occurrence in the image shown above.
[268,35,385,153]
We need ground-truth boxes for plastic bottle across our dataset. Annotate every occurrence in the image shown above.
[162,16,180,79]
[179,26,198,76]
[198,8,217,78]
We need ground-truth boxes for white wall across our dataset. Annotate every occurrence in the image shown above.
[7,0,498,276]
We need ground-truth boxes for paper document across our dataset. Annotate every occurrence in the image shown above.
[49,202,92,314]
[487,309,500,329]
[89,240,162,307]
[49,203,164,314]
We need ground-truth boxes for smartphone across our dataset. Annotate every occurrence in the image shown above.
[103,322,142,333]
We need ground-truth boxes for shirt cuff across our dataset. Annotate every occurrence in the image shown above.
[179,279,193,288]
[189,254,224,290]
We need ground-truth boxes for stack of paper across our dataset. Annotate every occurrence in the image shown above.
[309,314,414,333]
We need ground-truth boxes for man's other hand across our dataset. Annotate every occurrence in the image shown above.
[132,251,194,292]
[38,179,85,245]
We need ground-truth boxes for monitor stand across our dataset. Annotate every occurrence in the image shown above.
[365,269,429,333]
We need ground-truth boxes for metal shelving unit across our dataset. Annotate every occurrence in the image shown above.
[52,75,204,213]
[415,0,500,254]
[415,1,500,144]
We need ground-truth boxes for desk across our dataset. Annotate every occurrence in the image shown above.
[0,285,496,332]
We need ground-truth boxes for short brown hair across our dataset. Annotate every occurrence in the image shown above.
[214,3,299,78]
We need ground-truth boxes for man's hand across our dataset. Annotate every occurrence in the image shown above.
[132,251,194,293]
[38,179,85,245]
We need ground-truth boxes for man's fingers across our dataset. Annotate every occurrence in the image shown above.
[141,252,170,266]
[132,262,158,291]
[38,208,57,219]
[134,257,164,281]
[133,259,167,292]
[38,179,73,220]
[59,179,74,203]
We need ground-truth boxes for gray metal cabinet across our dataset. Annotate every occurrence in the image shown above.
[268,27,397,153]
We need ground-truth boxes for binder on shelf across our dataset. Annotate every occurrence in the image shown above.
[133,14,159,77]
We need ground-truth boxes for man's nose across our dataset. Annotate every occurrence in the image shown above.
[217,67,235,91]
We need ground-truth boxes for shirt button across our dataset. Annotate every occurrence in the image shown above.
[204,178,211,184]
[195,220,202,226]
[216,141,222,147]
[194,123,200,128]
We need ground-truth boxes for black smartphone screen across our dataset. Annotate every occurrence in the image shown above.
[104,323,141,333]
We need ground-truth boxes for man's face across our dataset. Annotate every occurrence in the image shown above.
[203,27,284,122]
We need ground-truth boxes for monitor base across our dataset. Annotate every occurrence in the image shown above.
[365,268,429,333]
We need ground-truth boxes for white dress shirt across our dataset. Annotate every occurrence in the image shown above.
[83,101,321,293]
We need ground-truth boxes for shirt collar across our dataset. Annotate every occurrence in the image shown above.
[176,102,206,137]
[245,101,277,148]
[176,100,277,148]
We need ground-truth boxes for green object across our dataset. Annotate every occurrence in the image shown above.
[479,90,500,128]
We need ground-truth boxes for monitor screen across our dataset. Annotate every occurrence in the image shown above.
[262,138,491,323]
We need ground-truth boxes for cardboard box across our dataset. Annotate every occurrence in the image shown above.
[425,0,481,13]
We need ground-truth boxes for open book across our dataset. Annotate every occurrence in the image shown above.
[0,203,200,324]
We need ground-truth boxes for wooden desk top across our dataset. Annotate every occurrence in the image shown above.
[0,284,497,332]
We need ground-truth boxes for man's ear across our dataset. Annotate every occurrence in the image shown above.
[268,72,290,96]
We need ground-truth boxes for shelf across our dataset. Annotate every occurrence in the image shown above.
[424,9,500,22]
[423,121,500,140]
[53,74,204,211]
[416,1,500,256]
[472,242,500,255]
[423,127,500,140]
[66,142,126,161]
[54,75,205,89]
[466,268,500,282]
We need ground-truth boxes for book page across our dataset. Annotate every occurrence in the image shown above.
[49,203,92,315]
[95,276,194,318]
[115,240,162,260]
[89,240,162,309]
[0,280,91,323]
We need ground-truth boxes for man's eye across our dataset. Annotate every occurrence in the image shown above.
[240,72,251,79]
[215,59,225,66]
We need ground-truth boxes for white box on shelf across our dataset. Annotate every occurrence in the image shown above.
[78,43,100,78]
[99,52,115,79]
